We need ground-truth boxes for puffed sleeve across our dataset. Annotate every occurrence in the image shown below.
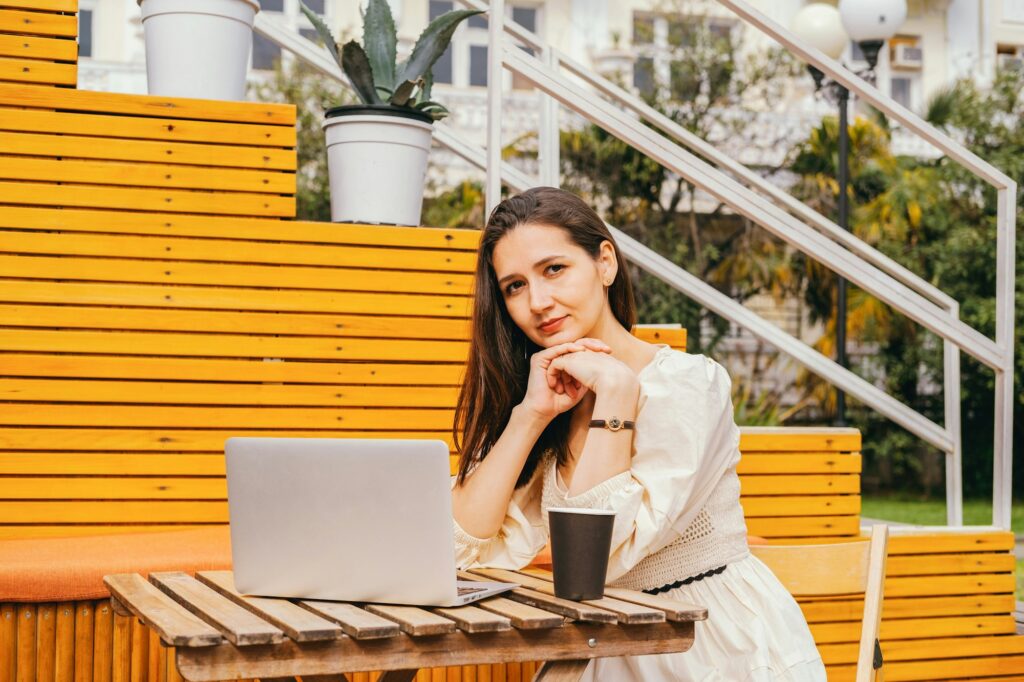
[452,464,549,570]
[554,352,740,582]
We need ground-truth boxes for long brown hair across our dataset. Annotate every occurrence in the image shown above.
[453,187,636,488]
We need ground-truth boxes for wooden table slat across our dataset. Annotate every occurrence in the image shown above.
[473,568,661,624]
[149,571,286,646]
[195,571,344,642]
[457,571,564,629]
[483,584,617,624]
[363,604,458,636]
[102,574,223,648]
[519,568,709,622]
[299,601,401,640]
[432,604,511,633]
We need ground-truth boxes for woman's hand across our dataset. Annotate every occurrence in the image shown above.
[520,339,611,421]
[548,348,638,395]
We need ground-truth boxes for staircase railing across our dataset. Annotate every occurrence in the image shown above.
[253,0,1015,528]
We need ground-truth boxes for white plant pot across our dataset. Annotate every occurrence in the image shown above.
[322,106,435,226]
[139,0,259,101]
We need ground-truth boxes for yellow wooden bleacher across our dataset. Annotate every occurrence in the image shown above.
[1,3,1022,678]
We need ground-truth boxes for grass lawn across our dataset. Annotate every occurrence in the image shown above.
[861,495,1024,532]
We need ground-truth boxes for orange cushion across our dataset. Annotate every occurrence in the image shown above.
[0,527,232,603]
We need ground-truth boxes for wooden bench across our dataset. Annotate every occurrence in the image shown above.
[0,0,77,88]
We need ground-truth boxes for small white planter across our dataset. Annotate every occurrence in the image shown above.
[322,106,435,226]
[139,0,259,101]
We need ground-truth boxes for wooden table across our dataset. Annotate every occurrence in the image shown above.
[104,568,706,682]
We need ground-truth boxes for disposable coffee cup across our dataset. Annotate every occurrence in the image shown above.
[548,507,616,601]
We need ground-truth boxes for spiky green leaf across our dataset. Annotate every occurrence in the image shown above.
[299,1,341,70]
[420,68,434,103]
[400,9,483,83]
[363,0,397,91]
[341,40,381,104]
[390,79,419,107]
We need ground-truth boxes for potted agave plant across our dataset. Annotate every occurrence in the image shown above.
[301,0,482,225]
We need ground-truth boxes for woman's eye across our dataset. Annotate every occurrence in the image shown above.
[546,264,565,275]
[505,281,524,295]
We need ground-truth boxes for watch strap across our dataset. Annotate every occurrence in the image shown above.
[589,418,635,432]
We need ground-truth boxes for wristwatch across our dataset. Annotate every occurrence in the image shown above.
[589,417,636,432]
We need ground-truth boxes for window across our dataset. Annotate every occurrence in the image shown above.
[511,6,536,90]
[254,0,327,72]
[261,0,284,11]
[469,44,488,86]
[891,77,911,108]
[430,0,454,84]
[78,9,93,58]
[304,0,324,12]
[252,33,281,71]
[630,11,736,99]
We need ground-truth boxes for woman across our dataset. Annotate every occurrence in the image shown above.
[451,187,825,681]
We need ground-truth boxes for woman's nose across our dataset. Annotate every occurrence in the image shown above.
[528,283,553,313]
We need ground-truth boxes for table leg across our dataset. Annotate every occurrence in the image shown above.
[531,660,590,682]
[376,671,417,682]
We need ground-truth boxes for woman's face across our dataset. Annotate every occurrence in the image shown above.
[491,222,617,348]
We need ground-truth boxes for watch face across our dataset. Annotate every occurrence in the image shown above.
[608,418,622,430]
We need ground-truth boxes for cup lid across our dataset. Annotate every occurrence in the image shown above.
[547,507,616,515]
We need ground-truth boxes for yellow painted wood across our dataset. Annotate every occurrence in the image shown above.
[0,157,293,193]
[73,602,93,682]
[0,453,227,476]
[824,633,1024,665]
[0,254,472,294]
[737,453,861,474]
[0,354,465,385]
[54,603,73,682]
[0,500,228,523]
[745,515,860,538]
[738,427,861,452]
[0,477,227,500]
[887,657,1024,681]
[0,83,295,125]
[0,1,78,11]
[36,604,56,682]
[0,230,476,272]
[885,552,1015,576]
[0,34,77,61]
[0,428,455,452]
[631,327,686,348]
[0,380,462,408]
[0,305,471,340]
[15,605,35,682]
[0,404,455,429]
[0,109,294,148]
[0,331,469,362]
[800,593,1017,623]
[1,605,15,682]
[887,531,1015,554]
[0,281,471,317]
[93,602,113,682]
[0,9,76,37]
[0,56,75,85]
[811,614,1016,644]
[111,614,131,682]
[0,131,293,170]
[740,495,860,517]
[740,474,860,495]
[0,181,295,217]
[0,206,481,250]
[884,573,1014,598]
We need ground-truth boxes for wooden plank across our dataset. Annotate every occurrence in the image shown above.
[93,601,114,682]
[362,605,457,637]
[0,404,455,429]
[515,569,707,623]
[887,530,1015,554]
[0,83,295,125]
[0,453,226,476]
[799,593,1017,622]
[470,597,564,630]
[883,573,1014,598]
[745,515,861,538]
[0,281,471,317]
[0,131,295,170]
[494,585,616,624]
[16,604,36,682]
[0,181,295,217]
[0,380,461,408]
[195,571,343,643]
[431,606,511,634]
[0,355,464,385]
[630,327,685,348]
[53,602,73,682]
[531,661,588,682]
[810,614,1016,643]
[472,569,662,624]
[36,604,56,682]
[0,255,471,294]
[886,552,1015,576]
[298,601,401,640]
[101,575,223,647]
[0,306,470,340]
[1,500,228,523]
[822,633,1024,665]
[0,0,78,10]
[73,602,93,682]
[0,230,475,272]
[740,495,860,517]
[148,572,284,646]
[0,35,76,63]
[739,474,860,495]
[0,10,77,37]
[111,613,131,682]
[736,453,861,474]
[0,56,74,85]
[0,604,13,682]
[0,477,227,500]
[0,157,294,193]
[738,428,861,452]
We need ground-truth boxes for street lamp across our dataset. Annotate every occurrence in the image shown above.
[792,1,905,426]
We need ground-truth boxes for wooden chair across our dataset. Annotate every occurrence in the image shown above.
[751,524,889,682]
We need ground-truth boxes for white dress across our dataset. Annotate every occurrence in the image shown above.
[453,346,826,681]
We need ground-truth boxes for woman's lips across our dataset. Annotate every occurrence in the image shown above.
[539,316,566,333]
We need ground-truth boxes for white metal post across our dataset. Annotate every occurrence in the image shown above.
[538,49,560,187]
[943,305,963,527]
[993,185,1017,529]
[486,0,505,214]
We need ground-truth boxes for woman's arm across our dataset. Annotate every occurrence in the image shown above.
[451,404,547,539]
[566,376,640,496]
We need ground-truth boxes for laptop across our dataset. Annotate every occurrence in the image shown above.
[225,437,518,607]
